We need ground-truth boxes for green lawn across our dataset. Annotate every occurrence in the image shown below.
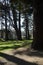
[0,40,32,51]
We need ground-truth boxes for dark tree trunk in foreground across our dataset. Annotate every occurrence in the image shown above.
[32,0,43,50]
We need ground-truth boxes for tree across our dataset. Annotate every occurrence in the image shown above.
[22,4,33,40]
[31,0,43,50]
[0,0,9,40]
[5,1,8,40]
[10,0,22,40]
[23,13,30,40]
[0,0,33,40]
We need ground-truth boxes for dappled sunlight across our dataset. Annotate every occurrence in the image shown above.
[0,40,43,65]
[0,40,32,51]
[0,52,38,65]
[0,0,43,65]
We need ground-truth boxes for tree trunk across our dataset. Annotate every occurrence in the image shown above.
[11,4,22,40]
[1,20,3,38]
[5,12,8,41]
[5,1,8,41]
[25,13,30,40]
[31,0,43,50]
[19,12,22,40]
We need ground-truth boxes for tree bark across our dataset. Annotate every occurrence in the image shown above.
[5,1,8,41]
[19,11,22,40]
[25,13,30,40]
[31,0,43,50]
[1,20,3,38]
[11,4,22,40]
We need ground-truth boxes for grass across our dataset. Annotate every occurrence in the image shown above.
[0,40,33,52]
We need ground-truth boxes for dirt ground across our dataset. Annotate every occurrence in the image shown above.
[0,47,43,65]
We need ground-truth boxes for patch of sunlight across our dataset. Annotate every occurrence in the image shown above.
[0,40,33,51]
[0,44,14,47]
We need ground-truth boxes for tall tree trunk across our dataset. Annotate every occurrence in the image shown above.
[31,0,43,50]
[5,1,8,41]
[19,11,22,40]
[5,10,8,40]
[18,1,22,40]
[1,20,3,38]
[11,4,22,40]
[25,13,30,40]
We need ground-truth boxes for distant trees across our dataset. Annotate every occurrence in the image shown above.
[10,0,22,40]
[0,0,13,40]
[0,0,33,40]
[10,0,33,40]
[22,13,31,40]
[22,4,33,40]
[25,13,30,39]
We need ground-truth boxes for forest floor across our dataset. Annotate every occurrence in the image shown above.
[0,47,43,65]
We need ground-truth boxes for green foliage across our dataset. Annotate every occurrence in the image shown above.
[0,38,5,42]
[0,40,32,51]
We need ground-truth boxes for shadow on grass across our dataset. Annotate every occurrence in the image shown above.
[0,52,38,65]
